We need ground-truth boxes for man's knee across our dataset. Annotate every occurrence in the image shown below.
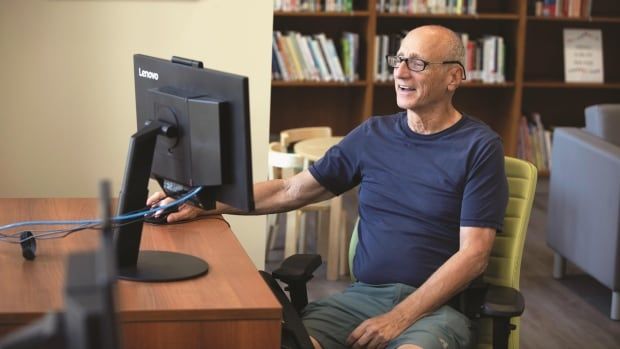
[310,336,323,349]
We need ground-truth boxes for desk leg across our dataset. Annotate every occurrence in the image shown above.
[326,195,343,281]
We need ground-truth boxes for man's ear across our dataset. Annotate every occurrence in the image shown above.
[446,66,462,91]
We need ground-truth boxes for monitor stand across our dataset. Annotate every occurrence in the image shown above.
[114,120,208,282]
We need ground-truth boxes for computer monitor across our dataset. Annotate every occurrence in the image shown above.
[114,54,255,282]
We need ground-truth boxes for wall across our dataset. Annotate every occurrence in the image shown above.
[0,0,273,268]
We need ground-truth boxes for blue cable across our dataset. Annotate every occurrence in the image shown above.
[0,186,203,233]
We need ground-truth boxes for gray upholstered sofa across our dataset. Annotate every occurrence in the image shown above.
[547,104,620,320]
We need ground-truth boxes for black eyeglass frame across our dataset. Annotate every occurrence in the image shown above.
[386,55,467,80]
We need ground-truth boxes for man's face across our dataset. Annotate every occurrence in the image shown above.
[393,30,452,113]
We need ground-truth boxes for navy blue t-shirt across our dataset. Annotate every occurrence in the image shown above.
[309,112,509,287]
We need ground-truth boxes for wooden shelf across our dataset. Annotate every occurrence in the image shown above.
[272,80,367,87]
[270,0,620,157]
[378,13,519,20]
[274,11,370,18]
[527,15,620,24]
[523,81,620,89]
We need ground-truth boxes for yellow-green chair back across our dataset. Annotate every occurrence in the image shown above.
[347,156,537,349]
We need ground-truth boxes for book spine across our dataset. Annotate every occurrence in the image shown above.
[519,116,534,164]
[381,35,389,82]
[497,36,505,83]
[297,33,320,81]
[374,35,381,81]
[326,37,345,81]
[272,43,281,80]
[544,130,553,170]
[532,112,548,170]
[309,38,331,81]
[466,40,475,81]
[272,34,289,80]
[284,33,306,80]
[341,35,351,81]
[469,0,476,15]
[275,31,299,80]
[316,33,340,81]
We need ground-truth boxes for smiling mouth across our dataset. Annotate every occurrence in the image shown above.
[398,85,416,91]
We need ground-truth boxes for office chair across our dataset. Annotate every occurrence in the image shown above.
[262,157,537,349]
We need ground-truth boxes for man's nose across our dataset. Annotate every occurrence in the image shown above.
[393,62,411,78]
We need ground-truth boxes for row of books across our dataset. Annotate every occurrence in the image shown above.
[374,32,505,83]
[272,31,359,82]
[517,113,552,172]
[377,0,478,14]
[273,0,354,12]
[534,0,593,18]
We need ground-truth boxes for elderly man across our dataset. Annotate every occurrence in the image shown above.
[149,25,508,349]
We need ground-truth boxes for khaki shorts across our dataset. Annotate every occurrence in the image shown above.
[301,282,473,349]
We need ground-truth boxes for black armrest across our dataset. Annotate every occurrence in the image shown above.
[481,285,524,318]
[272,254,322,284]
[271,254,322,314]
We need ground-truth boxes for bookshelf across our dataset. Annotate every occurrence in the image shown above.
[523,0,620,144]
[270,0,620,175]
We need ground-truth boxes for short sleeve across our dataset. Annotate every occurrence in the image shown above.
[308,124,364,196]
[460,137,509,231]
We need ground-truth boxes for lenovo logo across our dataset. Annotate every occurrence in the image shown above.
[138,67,159,80]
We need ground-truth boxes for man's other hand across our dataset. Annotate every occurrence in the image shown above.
[346,311,409,349]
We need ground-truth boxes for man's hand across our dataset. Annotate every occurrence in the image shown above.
[346,310,409,349]
[146,192,208,223]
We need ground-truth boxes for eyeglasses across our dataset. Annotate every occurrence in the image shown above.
[386,55,466,80]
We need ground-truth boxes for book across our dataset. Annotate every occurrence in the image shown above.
[296,33,320,81]
[274,31,299,80]
[308,38,331,81]
[286,33,307,80]
[272,35,289,80]
[532,112,549,170]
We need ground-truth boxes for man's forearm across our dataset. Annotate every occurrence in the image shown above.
[390,247,490,326]
[204,179,300,216]
[203,172,331,216]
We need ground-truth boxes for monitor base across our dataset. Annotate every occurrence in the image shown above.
[118,250,209,282]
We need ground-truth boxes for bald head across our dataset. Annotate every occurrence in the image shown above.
[404,25,465,66]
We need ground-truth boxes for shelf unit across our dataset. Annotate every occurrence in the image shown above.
[270,0,620,171]
[522,0,620,139]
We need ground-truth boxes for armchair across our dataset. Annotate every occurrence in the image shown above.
[547,104,620,320]
[263,157,537,349]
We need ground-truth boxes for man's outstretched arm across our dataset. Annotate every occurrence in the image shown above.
[147,169,335,223]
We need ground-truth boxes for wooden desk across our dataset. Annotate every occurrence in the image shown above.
[294,137,346,281]
[0,199,281,348]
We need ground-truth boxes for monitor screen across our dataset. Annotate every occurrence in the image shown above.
[113,54,255,282]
